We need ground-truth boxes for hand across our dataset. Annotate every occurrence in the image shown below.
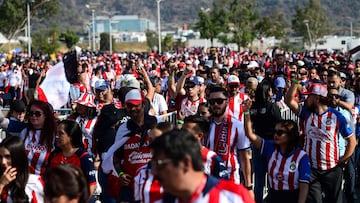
[183,66,193,75]
[242,99,252,112]
[137,65,147,76]
[0,167,17,187]
[119,173,132,186]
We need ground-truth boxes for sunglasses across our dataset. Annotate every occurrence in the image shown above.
[328,94,340,99]
[228,84,239,89]
[28,111,42,117]
[274,130,287,136]
[208,98,227,105]
[299,72,308,76]
[184,84,196,90]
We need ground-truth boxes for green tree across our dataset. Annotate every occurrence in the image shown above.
[291,0,329,48]
[32,26,59,54]
[100,33,109,51]
[226,0,259,48]
[60,30,79,49]
[162,35,173,52]
[254,12,287,39]
[0,0,59,41]
[145,30,158,52]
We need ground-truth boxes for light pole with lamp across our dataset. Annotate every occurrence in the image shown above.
[86,3,99,51]
[24,0,34,57]
[303,20,312,49]
[156,0,163,54]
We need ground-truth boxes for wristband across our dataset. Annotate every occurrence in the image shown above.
[292,79,299,84]
[246,185,253,190]
[118,171,124,177]
[243,111,250,115]
[177,119,184,124]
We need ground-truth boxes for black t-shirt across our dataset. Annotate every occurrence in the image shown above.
[251,102,281,140]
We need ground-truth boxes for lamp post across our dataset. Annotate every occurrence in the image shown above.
[303,20,312,49]
[156,0,162,54]
[24,0,34,57]
[86,3,99,51]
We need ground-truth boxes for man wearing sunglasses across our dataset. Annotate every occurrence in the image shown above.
[205,86,253,194]
[285,82,356,203]
[226,75,249,122]
[327,70,354,112]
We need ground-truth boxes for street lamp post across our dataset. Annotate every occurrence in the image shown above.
[156,0,162,54]
[109,17,112,54]
[304,20,312,49]
[91,9,96,51]
[24,0,34,57]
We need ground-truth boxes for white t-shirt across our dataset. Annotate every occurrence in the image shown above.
[151,93,168,116]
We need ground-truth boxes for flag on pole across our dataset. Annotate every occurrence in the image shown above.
[36,62,71,109]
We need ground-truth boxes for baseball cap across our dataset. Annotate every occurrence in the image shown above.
[339,72,347,80]
[274,77,286,88]
[126,79,140,89]
[10,100,26,112]
[185,76,200,86]
[247,61,259,69]
[246,77,258,86]
[302,83,328,97]
[95,79,109,91]
[227,75,240,85]
[125,89,143,105]
[75,92,96,107]
[197,76,205,85]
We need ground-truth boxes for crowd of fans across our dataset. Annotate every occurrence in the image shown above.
[0,46,359,202]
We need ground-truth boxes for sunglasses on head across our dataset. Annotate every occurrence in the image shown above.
[274,129,287,136]
[208,98,227,105]
[28,111,42,117]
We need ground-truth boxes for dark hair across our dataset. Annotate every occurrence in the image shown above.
[44,164,89,203]
[0,136,29,203]
[253,79,272,108]
[150,129,203,171]
[275,120,300,149]
[327,70,340,78]
[155,122,174,134]
[183,114,210,135]
[209,86,229,98]
[58,120,83,148]
[26,100,57,147]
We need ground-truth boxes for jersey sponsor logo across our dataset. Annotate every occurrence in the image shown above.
[308,127,330,141]
[26,143,47,152]
[216,126,229,156]
[124,142,140,150]
[128,151,152,164]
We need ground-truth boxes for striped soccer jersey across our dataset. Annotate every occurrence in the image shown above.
[227,92,249,122]
[299,106,353,170]
[261,140,311,190]
[75,116,98,155]
[4,174,44,203]
[206,115,250,184]
[21,129,54,176]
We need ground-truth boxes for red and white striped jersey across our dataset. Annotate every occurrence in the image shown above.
[162,175,254,203]
[179,97,206,117]
[299,106,353,170]
[4,174,44,203]
[206,115,250,184]
[21,129,55,176]
[134,165,164,203]
[262,140,310,190]
[227,92,249,121]
[96,98,122,110]
[75,116,98,155]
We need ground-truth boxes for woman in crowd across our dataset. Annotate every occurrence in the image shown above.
[248,79,282,203]
[43,164,89,203]
[48,119,96,197]
[243,99,310,203]
[0,136,44,202]
[21,100,57,176]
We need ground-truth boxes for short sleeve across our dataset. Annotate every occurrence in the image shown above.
[261,140,276,160]
[236,120,250,150]
[298,154,311,183]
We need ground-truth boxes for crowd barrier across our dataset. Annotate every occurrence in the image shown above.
[280,107,299,122]
[157,111,178,126]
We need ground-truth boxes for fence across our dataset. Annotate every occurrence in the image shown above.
[157,111,178,126]
[280,107,299,122]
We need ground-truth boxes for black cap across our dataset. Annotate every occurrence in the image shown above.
[10,100,26,112]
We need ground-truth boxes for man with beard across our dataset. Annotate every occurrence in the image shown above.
[204,86,253,192]
[101,89,157,202]
[327,70,355,112]
[226,75,249,122]
[285,82,356,203]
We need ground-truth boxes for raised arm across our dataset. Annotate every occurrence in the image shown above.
[243,99,263,149]
[284,81,301,115]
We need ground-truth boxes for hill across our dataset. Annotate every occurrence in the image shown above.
[32,0,360,36]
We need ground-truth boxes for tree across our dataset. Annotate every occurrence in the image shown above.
[194,3,227,47]
[226,0,259,48]
[145,30,158,52]
[162,35,173,52]
[60,30,79,49]
[32,26,60,54]
[100,33,109,51]
[254,12,287,39]
[291,0,329,48]
[0,0,59,42]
